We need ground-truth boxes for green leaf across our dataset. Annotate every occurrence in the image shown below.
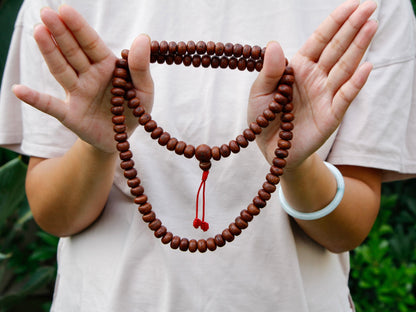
[36,231,59,247]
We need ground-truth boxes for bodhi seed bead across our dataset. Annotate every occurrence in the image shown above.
[151,127,164,139]
[187,41,196,54]
[240,210,253,222]
[197,239,208,253]
[222,229,234,242]
[247,203,260,216]
[214,234,226,247]
[159,41,168,54]
[149,219,162,231]
[195,144,212,162]
[166,138,178,151]
[189,239,198,252]
[206,238,217,251]
[215,42,225,56]
[154,226,167,238]
[161,232,173,244]
[220,144,231,157]
[158,132,171,146]
[170,236,181,249]
[124,169,137,179]
[142,211,156,223]
[183,145,195,158]
[196,41,207,54]
[229,223,241,236]
[179,238,189,251]
[177,41,187,55]
[206,41,215,55]
[235,216,248,229]
[175,141,186,155]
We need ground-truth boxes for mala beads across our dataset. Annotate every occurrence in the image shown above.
[111,41,295,253]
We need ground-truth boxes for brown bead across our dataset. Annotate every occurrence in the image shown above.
[188,239,198,252]
[201,55,211,68]
[196,41,207,54]
[174,55,183,65]
[279,131,293,140]
[253,196,266,208]
[283,103,294,113]
[243,45,251,58]
[280,74,295,85]
[240,209,254,222]
[158,132,171,146]
[206,238,217,251]
[116,58,128,69]
[120,159,134,170]
[278,139,291,150]
[258,189,271,201]
[195,144,212,162]
[223,43,233,56]
[130,186,144,196]
[255,61,263,72]
[183,55,192,66]
[114,132,128,142]
[134,194,148,205]
[150,41,159,54]
[112,115,126,125]
[262,182,277,194]
[277,85,293,97]
[243,129,256,141]
[144,120,157,132]
[266,173,280,185]
[128,97,140,109]
[251,45,262,60]
[284,66,294,75]
[229,140,240,153]
[197,239,207,253]
[187,41,196,54]
[138,113,151,125]
[211,56,220,68]
[229,223,242,236]
[154,226,167,238]
[170,236,181,249]
[220,57,229,68]
[132,106,145,117]
[206,41,216,55]
[269,101,283,113]
[246,60,255,72]
[112,77,127,88]
[142,211,156,223]
[280,122,294,131]
[166,138,178,151]
[117,141,130,152]
[151,127,164,139]
[128,177,141,188]
[249,122,262,134]
[199,162,212,171]
[222,229,234,242]
[119,150,132,160]
[281,113,295,122]
[113,124,127,133]
[183,144,195,158]
[235,216,248,229]
[111,96,125,106]
[211,146,221,161]
[233,43,243,57]
[192,55,201,67]
[165,55,174,65]
[175,141,186,155]
[228,57,238,69]
[168,41,177,54]
[150,54,157,63]
[159,41,168,54]
[275,149,289,159]
[177,41,187,55]
[247,203,260,216]
[215,42,225,56]
[179,238,189,251]
[125,89,136,100]
[149,219,162,231]
[220,144,231,157]
[111,87,125,96]
[214,234,226,247]
[156,54,165,64]
[263,109,276,121]
[161,232,173,244]
[236,135,248,148]
[256,115,269,128]
[113,67,129,80]
[237,58,247,71]
[124,168,137,179]
[274,93,289,105]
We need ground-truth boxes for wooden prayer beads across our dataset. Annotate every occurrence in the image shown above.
[111,42,295,253]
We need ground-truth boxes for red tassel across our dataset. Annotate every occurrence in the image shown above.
[194,170,209,231]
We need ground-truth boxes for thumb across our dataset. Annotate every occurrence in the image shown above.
[128,34,154,97]
[250,41,285,97]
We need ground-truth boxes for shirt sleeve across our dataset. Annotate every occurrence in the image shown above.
[0,0,76,158]
[327,0,416,181]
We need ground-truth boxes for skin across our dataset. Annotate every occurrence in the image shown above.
[13,0,380,252]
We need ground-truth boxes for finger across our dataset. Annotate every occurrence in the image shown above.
[12,84,68,122]
[40,7,91,74]
[128,34,154,97]
[327,19,378,93]
[318,1,377,73]
[298,0,360,62]
[58,4,112,64]
[33,24,78,92]
[250,41,285,97]
[332,62,373,121]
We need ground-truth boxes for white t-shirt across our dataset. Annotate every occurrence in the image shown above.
[1,0,415,311]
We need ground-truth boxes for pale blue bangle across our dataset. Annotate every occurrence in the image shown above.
[279,161,345,221]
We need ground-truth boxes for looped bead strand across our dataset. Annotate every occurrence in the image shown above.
[111,42,295,253]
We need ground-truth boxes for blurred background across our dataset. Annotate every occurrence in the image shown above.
[0,0,415,311]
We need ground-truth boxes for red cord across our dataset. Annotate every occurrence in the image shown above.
[194,170,209,231]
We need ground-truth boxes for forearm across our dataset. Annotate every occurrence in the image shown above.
[26,139,117,237]
[280,153,381,253]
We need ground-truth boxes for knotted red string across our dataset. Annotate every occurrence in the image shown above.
[194,170,209,231]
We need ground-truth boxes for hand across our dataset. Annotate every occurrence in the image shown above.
[12,5,154,154]
[248,0,378,170]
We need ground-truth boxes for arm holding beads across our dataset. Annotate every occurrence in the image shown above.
[248,0,381,252]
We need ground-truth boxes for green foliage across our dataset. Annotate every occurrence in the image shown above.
[0,148,58,312]
[350,181,416,312]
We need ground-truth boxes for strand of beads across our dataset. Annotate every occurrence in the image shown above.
[150,40,265,72]
[110,45,295,252]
